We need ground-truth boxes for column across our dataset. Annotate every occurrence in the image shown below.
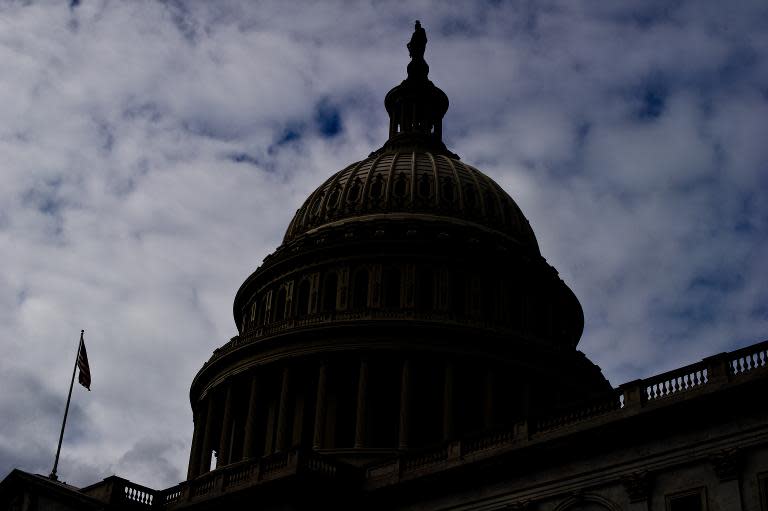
[403,264,416,308]
[263,399,277,455]
[217,383,235,466]
[354,358,369,449]
[398,359,411,449]
[483,370,495,428]
[370,265,382,308]
[442,361,454,441]
[291,390,305,446]
[186,405,203,479]
[313,362,328,449]
[241,374,260,460]
[275,366,292,452]
[198,395,216,474]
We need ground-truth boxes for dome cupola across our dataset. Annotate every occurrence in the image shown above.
[377,20,454,158]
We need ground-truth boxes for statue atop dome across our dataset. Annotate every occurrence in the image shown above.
[407,20,427,60]
[406,20,430,82]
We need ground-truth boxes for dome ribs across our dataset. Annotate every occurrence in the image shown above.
[361,152,388,214]
[441,154,465,212]
[427,152,440,208]
[409,151,417,209]
[318,163,348,222]
[383,151,401,209]
[290,173,332,240]
[339,159,366,215]
[465,161,487,219]
[281,151,540,251]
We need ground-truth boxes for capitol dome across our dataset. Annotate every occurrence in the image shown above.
[283,150,540,252]
[185,21,610,482]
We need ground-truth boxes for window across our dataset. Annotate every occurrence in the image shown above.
[382,266,401,309]
[352,268,369,309]
[274,287,287,322]
[321,272,338,313]
[666,488,706,511]
[296,279,311,317]
[415,267,434,312]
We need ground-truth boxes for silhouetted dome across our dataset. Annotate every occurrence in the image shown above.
[283,150,540,252]
[183,23,613,487]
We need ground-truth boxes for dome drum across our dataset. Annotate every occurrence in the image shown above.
[233,240,584,352]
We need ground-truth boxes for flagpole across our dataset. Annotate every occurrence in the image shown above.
[49,330,83,481]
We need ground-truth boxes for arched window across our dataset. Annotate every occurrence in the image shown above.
[415,267,434,312]
[257,294,268,326]
[382,266,401,309]
[450,272,466,316]
[554,494,618,511]
[296,278,311,317]
[352,268,370,310]
[274,287,287,322]
[481,276,498,321]
[322,272,338,313]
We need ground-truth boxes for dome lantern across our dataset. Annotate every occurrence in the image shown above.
[375,21,458,158]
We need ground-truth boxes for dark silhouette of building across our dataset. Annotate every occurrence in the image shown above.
[2,21,768,511]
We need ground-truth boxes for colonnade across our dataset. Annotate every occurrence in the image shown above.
[240,263,567,345]
[187,356,513,480]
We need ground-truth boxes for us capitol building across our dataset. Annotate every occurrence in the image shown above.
[2,22,768,511]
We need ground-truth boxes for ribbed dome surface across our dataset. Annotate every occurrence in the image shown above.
[284,150,539,251]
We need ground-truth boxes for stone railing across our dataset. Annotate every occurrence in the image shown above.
[461,427,520,456]
[402,445,450,472]
[161,450,343,508]
[122,480,155,507]
[729,340,768,376]
[641,360,709,402]
[80,476,159,509]
[158,485,183,507]
[366,426,523,487]
[534,339,768,435]
[533,390,624,433]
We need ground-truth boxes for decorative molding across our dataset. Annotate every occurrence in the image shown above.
[554,492,620,511]
[503,500,535,510]
[710,448,741,482]
[622,471,652,503]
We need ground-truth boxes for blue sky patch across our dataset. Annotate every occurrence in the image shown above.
[634,80,668,120]
[228,152,260,166]
[314,99,343,138]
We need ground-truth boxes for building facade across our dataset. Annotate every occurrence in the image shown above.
[2,22,768,511]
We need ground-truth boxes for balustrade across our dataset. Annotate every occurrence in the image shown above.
[160,485,183,506]
[191,475,215,497]
[535,390,623,433]
[461,429,517,455]
[223,460,257,488]
[643,362,708,402]
[123,483,154,506]
[729,341,768,376]
[402,445,449,471]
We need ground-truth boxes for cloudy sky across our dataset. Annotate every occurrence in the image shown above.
[1,0,767,490]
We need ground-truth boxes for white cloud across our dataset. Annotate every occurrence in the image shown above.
[0,0,767,488]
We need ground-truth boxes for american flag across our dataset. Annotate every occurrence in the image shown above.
[77,331,91,391]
